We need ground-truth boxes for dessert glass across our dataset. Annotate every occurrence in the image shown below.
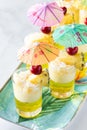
[48,59,76,99]
[79,10,87,24]
[58,49,87,81]
[12,68,42,118]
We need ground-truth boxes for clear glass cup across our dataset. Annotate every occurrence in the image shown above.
[12,68,42,118]
[79,10,87,24]
[48,59,76,99]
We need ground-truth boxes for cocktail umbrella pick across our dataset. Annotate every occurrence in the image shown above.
[53,24,87,55]
[18,42,59,65]
[27,2,64,27]
[53,24,87,48]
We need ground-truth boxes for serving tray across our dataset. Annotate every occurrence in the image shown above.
[0,64,87,130]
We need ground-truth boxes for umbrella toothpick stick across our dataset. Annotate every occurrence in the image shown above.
[72,12,75,24]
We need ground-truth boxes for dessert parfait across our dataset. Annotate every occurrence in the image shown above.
[58,45,87,81]
[12,67,48,118]
[49,58,76,98]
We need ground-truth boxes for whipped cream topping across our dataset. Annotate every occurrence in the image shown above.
[24,32,45,48]
[13,70,42,103]
[49,58,76,83]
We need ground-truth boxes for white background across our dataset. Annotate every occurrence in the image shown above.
[0,0,87,130]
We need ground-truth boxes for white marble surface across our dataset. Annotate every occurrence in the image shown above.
[0,0,40,89]
[0,0,87,130]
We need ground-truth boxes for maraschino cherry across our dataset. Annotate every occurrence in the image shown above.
[61,6,67,15]
[30,65,42,75]
[41,26,51,34]
[84,18,87,25]
[66,46,78,55]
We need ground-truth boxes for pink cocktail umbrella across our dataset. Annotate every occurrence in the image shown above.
[18,42,59,65]
[27,2,64,27]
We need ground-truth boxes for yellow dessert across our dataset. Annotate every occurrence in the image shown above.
[29,70,49,86]
[61,6,79,25]
[72,0,87,24]
[58,50,83,70]
[76,0,87,10]
[57,0,79,25]
[58,45,87,80]
[13,69,42,118]
[48,58,76,98]
[59,45,87,69]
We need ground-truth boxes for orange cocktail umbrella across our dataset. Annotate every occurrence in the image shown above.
[18,42,59,65]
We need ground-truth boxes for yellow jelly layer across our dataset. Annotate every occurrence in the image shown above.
[15,96,42,112]
[50,80,74,93]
